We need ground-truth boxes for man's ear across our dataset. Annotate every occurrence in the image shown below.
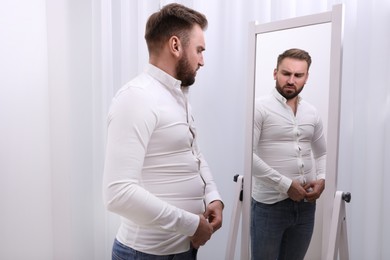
[169,36,181,57]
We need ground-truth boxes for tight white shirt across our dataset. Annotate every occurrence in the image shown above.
[252,88,326,204]
[103,64,222,255]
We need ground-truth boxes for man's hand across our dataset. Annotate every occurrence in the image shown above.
[203,200,223,232]
[304,179,325,202]
[190,215,213,249]
[287,180,308,202]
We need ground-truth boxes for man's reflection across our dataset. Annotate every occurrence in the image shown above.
[251,48,327,260]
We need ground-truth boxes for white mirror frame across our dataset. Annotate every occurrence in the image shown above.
[242,4,344,260]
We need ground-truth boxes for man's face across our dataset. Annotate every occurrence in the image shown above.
[274,57,309,100]
[176,25,205,87]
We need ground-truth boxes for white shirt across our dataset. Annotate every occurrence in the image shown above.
[252,88,326,204]
[103,64,222,255]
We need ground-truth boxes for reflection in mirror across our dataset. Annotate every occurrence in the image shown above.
[242,5,343,260]
[254,25,331,259]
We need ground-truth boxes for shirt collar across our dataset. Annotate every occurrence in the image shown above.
[272,87,302,104]
[145,64,182,91]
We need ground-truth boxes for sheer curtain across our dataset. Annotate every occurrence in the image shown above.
[1,0,389,259]
[337,0,390,259]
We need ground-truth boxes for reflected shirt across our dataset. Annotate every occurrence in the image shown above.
[103,64,222,255]
[252,88,326,204]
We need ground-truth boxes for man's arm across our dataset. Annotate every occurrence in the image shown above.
[103,88,200,236]
[187,103,224,242]
[305,114,327,202]
[252,101,292,194]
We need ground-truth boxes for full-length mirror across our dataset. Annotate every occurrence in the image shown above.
[242,5,344,260]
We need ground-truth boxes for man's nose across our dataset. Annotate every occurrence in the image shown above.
[199,56,204,67]
[287,75,295,84]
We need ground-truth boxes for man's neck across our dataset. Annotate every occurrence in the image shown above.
[286,97,299,115]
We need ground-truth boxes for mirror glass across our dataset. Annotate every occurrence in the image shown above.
[241,5,343,260]
[254,22,331,259]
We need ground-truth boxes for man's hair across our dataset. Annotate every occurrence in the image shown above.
[277,48,312,70]
[145,3,208,54]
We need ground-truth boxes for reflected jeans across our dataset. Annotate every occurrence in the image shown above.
[250,198,316,260]
[112,239,197,260]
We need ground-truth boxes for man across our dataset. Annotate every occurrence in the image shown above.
[103,3,223,260]
[251,48,326,260]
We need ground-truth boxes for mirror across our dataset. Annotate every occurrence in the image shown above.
[241,5,344,260]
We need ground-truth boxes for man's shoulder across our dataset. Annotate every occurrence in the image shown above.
[255,94,277,111]
[300,99,318,112]
[115,73,156,97]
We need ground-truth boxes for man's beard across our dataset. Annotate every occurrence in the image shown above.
[176,52,196,87]
[275,81,304,100]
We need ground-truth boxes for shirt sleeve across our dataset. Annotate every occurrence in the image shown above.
[198,152,223,206]
[252,102,292,194]
[311,114,327,180]
[102,87,199,237]
[188,113,223,207]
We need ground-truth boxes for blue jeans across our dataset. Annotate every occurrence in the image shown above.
[112,239,198,260]
[250,198,316,260]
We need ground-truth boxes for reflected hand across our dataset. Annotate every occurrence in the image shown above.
[304,179,325,202]
[287,180,308,202]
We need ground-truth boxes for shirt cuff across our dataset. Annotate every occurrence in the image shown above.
[204,190,223,207]
[317,174,326,180]
[177,210,200,237]
[276,176,292,194]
